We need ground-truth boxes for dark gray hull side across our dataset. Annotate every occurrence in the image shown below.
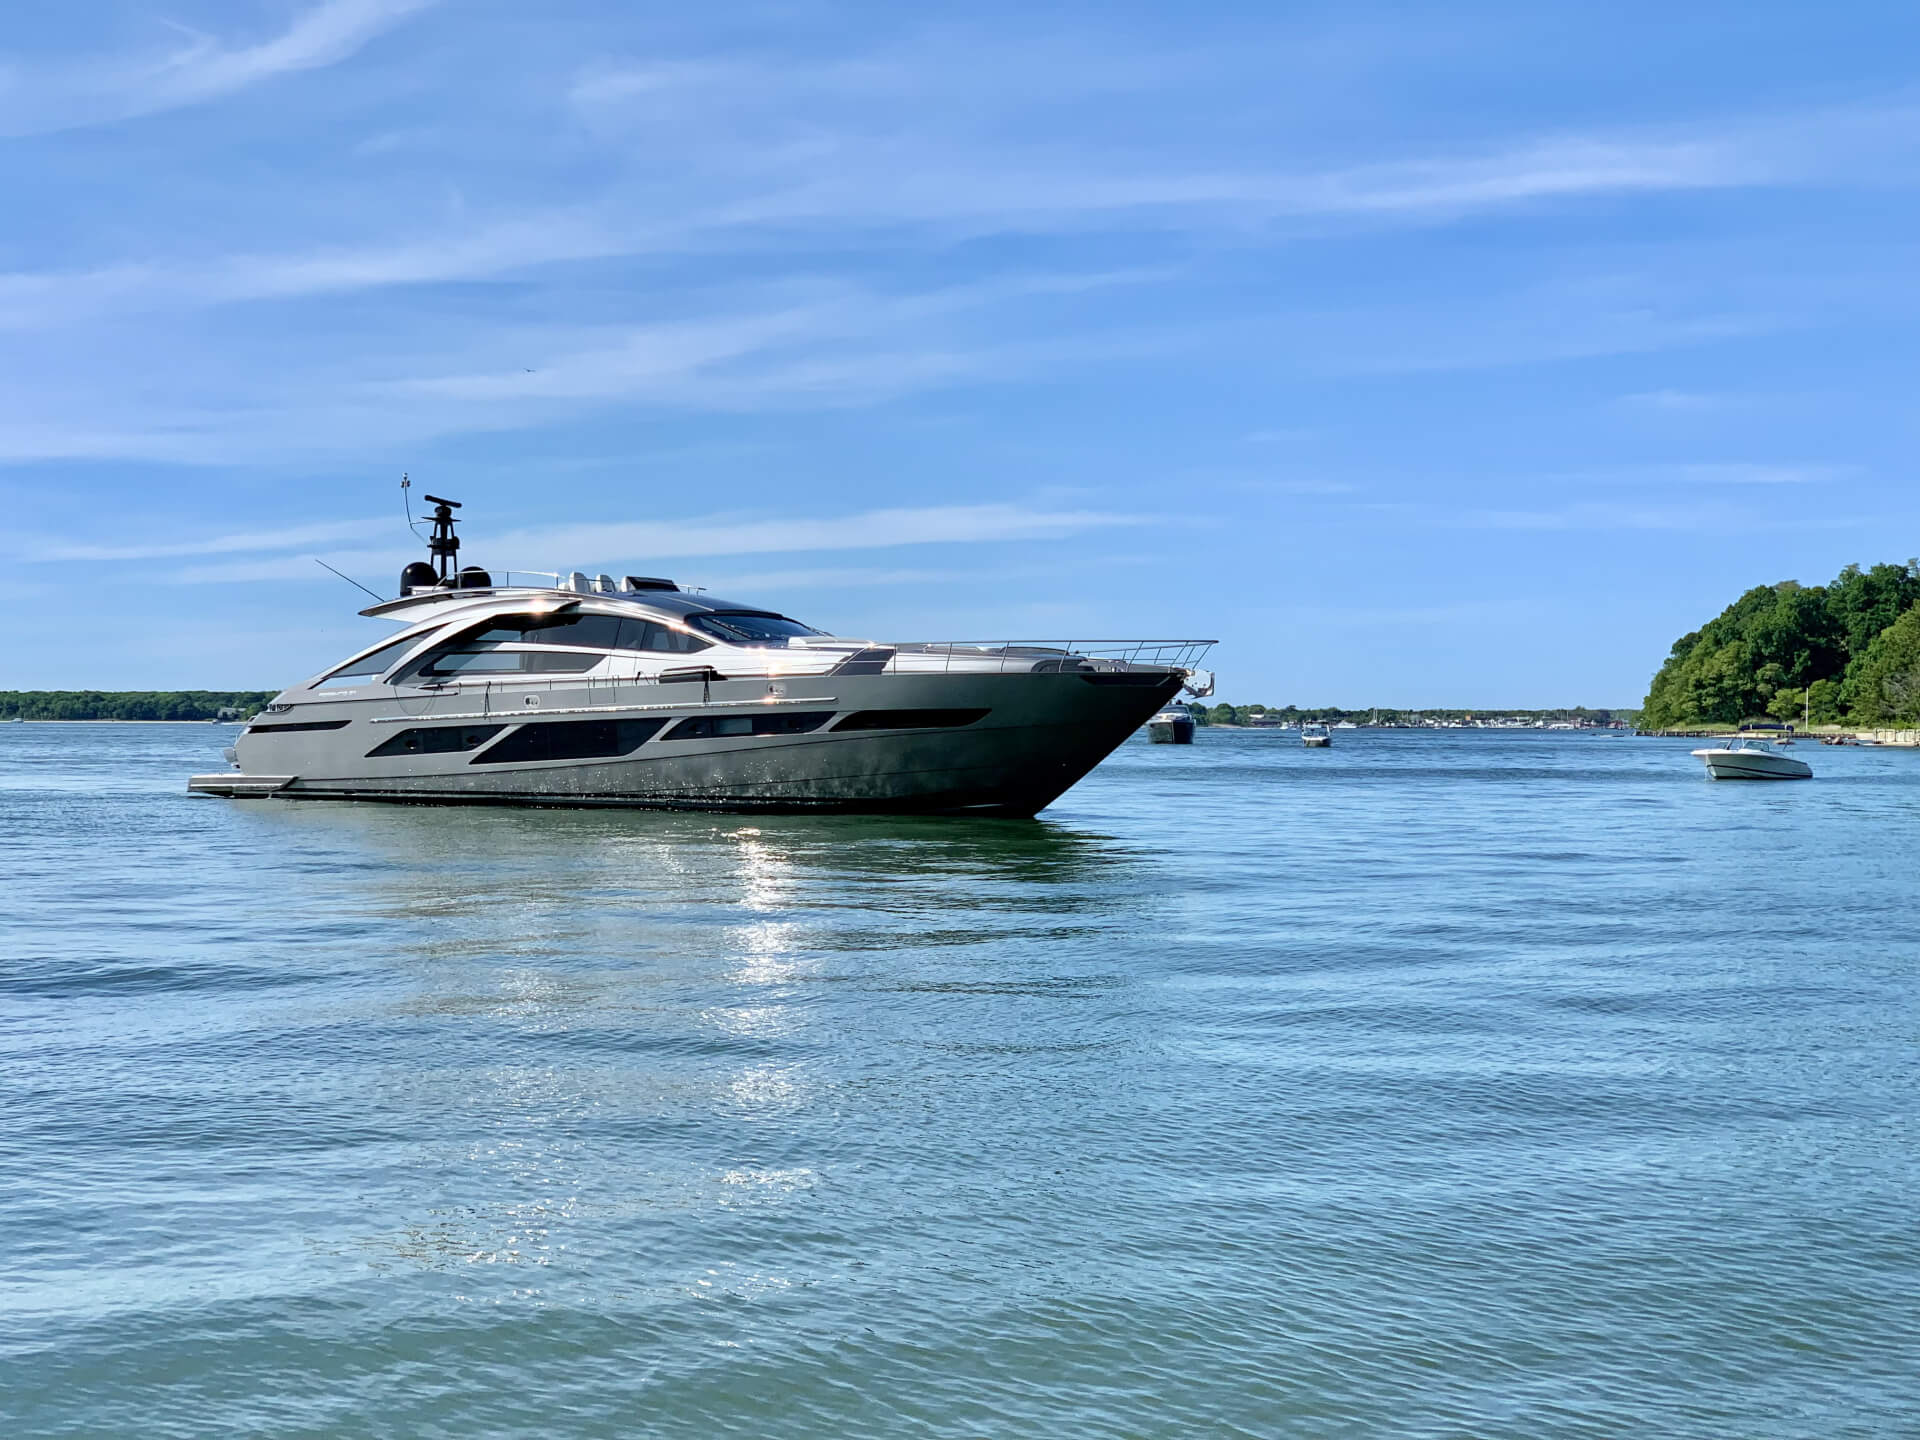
[207,670,1183,817]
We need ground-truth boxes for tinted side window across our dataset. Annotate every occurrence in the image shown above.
[470,718,664,765]
[524,651,602,673]
[417,647,522,676]
[831,709,990,731]
[465,614,623,648]
[661,711,832,741]
[614,620,711,654]
[367,724,505,757]
[533,614,624,649]
[416,647,602,678]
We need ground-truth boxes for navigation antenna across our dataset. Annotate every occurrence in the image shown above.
[424,493,462,580]
[397,478,486,596]
[313,557,385,602]
[401,472,429,543]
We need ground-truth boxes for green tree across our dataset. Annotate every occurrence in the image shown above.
[1844,602,1920,725]
[1826,562,1920,658]
[1805,678,1842,724]
[1639,564,1914,727]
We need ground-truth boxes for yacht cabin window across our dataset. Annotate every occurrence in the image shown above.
[688,612,825,647]
[397,610,719,682]
[412,646,604,679]
[462,614,712,654]
[315,634,429,687]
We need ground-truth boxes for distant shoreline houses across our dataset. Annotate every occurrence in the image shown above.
[1200,705,1631,731]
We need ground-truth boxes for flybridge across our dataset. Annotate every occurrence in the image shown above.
[362,572,695,620]
[394,491,679,601]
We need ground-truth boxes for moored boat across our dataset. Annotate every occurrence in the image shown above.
[1301,723,1331,748]
[1690,737,1812,780]
[1147,703,1197,744]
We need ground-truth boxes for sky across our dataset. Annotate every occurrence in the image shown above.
[5,0,1920,706]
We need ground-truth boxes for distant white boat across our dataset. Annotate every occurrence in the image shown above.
[1691,737,1811,780]
[1301,723,1331,748]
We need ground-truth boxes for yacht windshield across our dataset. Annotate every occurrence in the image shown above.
[688,611,825,647]
[315,634,426,686]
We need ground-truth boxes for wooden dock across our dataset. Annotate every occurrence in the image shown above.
[1637,728,1920,746]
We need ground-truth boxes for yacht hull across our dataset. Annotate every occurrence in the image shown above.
[192,670,1183,817]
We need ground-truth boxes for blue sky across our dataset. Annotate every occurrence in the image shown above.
[5,1,1919,705]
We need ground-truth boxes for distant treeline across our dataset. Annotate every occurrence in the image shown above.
[1191,705,1627,726]
[0,691,276,721]
[1641,561,1920,728]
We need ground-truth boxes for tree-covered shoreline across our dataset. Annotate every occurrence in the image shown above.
[1640,562,1920,729]
[0,692,276,722]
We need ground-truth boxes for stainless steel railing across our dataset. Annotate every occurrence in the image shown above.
[880,640,1217,674]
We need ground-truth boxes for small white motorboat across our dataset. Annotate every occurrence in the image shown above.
[1301,723,1331,748]
[1691,737,1812,780]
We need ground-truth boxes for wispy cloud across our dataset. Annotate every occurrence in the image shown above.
[491,503,1151,564]
[1619,388,1740,412]
[1460,498,1861,532]
[0,270,1157,464]
[1254,600,1518,627]
[36,517,395,562]
[1,87,1907,330]
[572,49,1918,235]
[0,1,435,138]
[1574,461,1847,486]
[0,215,622,331]
[90,500,1155,584]
[1297,295,1775,375]
[1620,464,1843,487]
[690,566,995,592]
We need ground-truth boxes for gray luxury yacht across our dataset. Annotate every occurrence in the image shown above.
[189,496,1215,816]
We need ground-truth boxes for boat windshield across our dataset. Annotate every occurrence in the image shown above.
[315,633,427,686]
[688,611,826,647]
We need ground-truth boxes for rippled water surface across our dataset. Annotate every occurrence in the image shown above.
[4,723,1918,1437]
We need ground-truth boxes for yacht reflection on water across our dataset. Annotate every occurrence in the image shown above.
[193,495,1215,817]
[227,764,1163,1289]
[232,793,1136,900]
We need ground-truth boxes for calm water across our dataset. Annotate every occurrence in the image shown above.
[3,724,1917,1438]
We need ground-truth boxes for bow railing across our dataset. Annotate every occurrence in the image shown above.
[879,640,1216,674]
